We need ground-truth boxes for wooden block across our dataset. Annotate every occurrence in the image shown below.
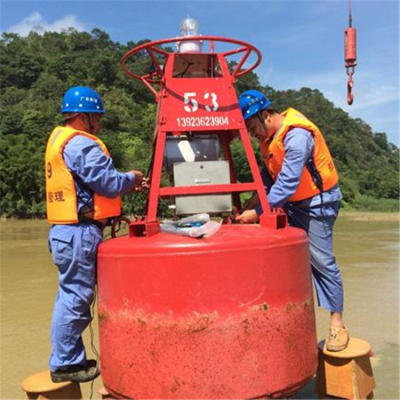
[317,338,376,400]
[21,371,82,400]
[324,356,355,399]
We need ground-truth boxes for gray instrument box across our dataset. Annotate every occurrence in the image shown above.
[173,161,232,215]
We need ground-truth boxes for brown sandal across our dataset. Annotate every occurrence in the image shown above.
[326,326,350,352]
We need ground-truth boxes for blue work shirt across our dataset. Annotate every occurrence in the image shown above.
[50,134,135,240]
[255,128,342,215]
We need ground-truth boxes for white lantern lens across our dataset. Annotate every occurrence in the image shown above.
[180,17,199,37]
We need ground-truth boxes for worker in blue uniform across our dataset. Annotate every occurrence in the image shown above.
[45,86,144,382]
[237,90,349,352]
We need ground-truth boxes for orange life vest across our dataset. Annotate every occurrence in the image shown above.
[260,108,339,202]
[45,126,122,224]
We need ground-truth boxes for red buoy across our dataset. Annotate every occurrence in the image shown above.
[98,225,317,399]
[97,32,318,399]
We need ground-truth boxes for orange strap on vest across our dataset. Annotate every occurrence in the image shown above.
[45,126,122,224]
[261,108,339,202]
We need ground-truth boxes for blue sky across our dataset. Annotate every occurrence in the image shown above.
[1,0,399,145]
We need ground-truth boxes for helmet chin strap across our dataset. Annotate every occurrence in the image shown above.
[86,113,95,134]
[256,111,269,141]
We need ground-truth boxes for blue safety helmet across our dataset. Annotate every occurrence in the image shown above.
[239,90,272,121]
[61,86,105,114]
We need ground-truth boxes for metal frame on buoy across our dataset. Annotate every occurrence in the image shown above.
[120,35,288,236]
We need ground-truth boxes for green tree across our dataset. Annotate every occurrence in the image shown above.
[0,29,398,217]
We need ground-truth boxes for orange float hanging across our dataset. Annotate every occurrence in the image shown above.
[345,0,357,105]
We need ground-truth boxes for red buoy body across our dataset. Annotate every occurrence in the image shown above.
[98,35,318,398]
[98,225,317,399]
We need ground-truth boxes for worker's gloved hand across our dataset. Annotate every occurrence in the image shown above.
[235,209,259,224]
[130,170,144,191]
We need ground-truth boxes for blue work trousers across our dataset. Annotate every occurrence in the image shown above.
[48,223,102,372]
[284,201,344,313]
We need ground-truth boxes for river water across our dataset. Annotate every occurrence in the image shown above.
[0,214,398,399]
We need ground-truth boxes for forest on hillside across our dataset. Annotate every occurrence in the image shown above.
[0,28,399,218]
